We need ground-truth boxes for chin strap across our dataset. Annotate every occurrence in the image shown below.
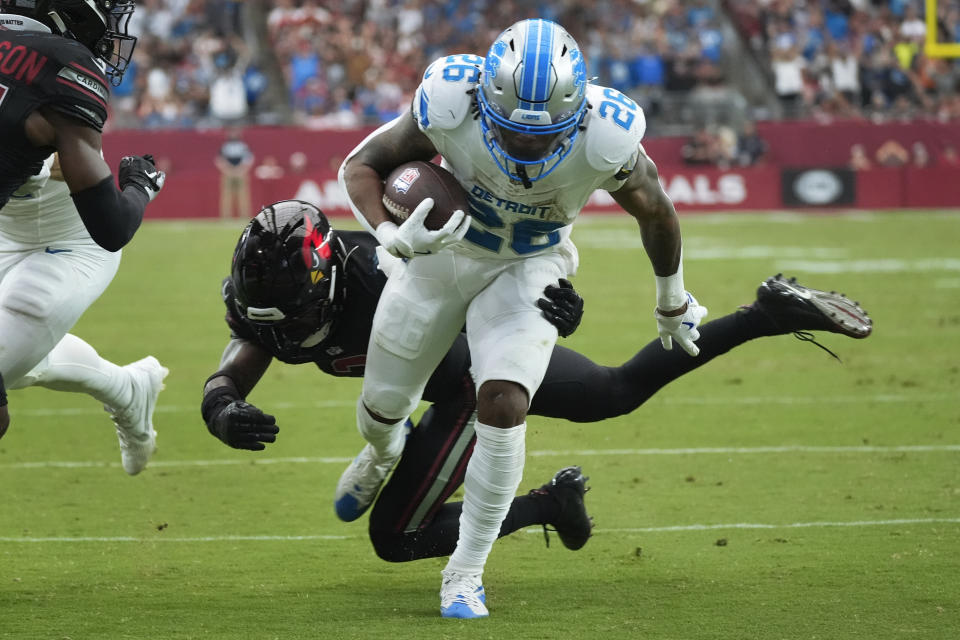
[516,164,533,189]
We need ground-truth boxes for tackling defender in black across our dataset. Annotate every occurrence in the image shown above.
[0,0,165,439]
[201,201,872,562]
[0,0,165,250]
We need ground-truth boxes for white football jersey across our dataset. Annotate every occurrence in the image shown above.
[413,54,646,259]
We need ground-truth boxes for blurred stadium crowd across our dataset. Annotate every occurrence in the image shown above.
[109,0,960,161]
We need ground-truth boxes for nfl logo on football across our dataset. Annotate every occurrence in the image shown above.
[392,167,420,194]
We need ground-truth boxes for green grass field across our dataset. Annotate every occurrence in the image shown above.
[2,211,958,639]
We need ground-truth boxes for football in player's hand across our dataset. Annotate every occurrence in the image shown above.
[382,161,470,230]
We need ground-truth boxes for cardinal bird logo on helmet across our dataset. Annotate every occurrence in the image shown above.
[302,214,332,285]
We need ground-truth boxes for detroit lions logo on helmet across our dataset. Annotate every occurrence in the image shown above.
[484,40,507,82]
[569,49,587,95]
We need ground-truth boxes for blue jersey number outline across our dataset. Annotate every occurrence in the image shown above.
[440,54,483,83]
[597,88,638,131]
[465,197,563,255]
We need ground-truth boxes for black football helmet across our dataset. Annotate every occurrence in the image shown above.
[231,200,345,364]
[0,0,137,85]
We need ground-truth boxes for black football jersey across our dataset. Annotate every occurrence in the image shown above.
[0,31,110,208]
[222,230,387,377]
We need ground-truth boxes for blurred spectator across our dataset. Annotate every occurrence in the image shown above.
[900,5,926,41]
[911,141,932,167]
[771,44,806,116]
[681,126,721,165]
[875,139,910,167]
[254,156,286,180]
[828,42,860,108]
[215,128,254,220]
[289,151,309,175]
[736,121,768,166]
[939,143,960,166]
[209,67,249,124]
[848,143,872,170]
[714,125,739,168]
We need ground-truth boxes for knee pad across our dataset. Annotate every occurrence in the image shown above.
[372,293,435,360]
[362,387,418,423]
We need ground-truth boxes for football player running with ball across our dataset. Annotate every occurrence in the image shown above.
[0,1,167,467]
[201,202,872,617]
[339,19,706,618]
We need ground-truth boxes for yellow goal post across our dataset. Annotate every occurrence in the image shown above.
[925,0,960,57]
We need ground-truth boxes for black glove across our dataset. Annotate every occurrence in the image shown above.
[118,154,165,201]
[207,400,279,451]
[537,278,584,338]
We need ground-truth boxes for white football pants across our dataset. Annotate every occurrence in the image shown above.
[360,239,579,422]
[0,174,125,401]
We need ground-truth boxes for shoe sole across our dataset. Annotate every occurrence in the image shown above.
[760,275,872,339]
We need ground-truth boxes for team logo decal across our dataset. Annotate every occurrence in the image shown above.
[484,40,507,81]
[392,167,420,194]
[301,215,331,284]
[569,48,587,94]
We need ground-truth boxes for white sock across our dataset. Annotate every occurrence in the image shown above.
[27,334,132,409]
[356,396,406,461]
[445,421,526,578]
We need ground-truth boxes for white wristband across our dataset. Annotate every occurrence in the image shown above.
[655,256,686,311]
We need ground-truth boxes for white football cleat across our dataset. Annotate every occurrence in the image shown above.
[333,444,399,522]
[106,356,168,475]
[440,569,488,619]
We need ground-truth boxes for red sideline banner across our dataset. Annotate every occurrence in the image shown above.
[130,165,958,221]
[100,125,959,219]
[133,167,786,220]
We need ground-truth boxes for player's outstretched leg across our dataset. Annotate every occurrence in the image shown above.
[527,466,593,550]
[105,356,168,475]
[749,273,873,338]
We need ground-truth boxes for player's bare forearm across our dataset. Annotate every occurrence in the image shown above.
[39,109,112,192]
[205,339,273,399]
[341,113,438,228]
[341,161,394,229]
[609,153,683,277]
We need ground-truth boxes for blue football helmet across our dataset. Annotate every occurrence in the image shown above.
[477,19,589,185]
